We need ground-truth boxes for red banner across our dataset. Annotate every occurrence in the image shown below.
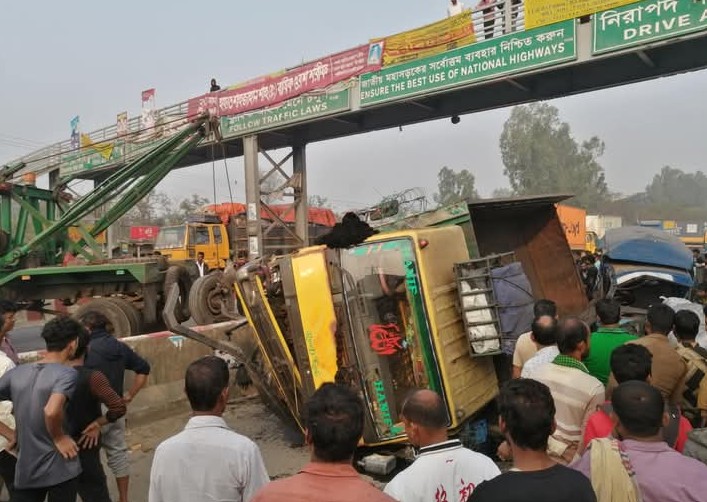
[141,88,155,103]
[129,226,160,241]
[188,44,382,118]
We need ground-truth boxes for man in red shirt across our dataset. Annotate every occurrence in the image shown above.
[252,383,394,502]
[582,344,692,452]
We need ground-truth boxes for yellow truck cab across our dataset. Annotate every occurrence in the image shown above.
[235,225,499,446]
[154,217,230,271]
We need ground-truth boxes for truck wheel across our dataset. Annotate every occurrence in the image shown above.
[189,271,236,325]
[105,297,142,336]
[74,298,133,338]
[164,265,192,324]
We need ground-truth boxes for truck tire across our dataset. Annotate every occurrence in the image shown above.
[164,265,192,324]
[189,271,236,325]
[74,298,133,338]
[105,297,142,336]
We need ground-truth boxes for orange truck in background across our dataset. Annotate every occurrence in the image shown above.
[556,204,597,253]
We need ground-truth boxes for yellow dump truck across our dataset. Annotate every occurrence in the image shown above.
[222,196,588,452]
[234,226,502,446]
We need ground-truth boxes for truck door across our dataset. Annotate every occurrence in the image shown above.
[187,225,212,264]
[211,225,230,269]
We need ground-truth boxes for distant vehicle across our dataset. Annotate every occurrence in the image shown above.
[154,203,336,271]
[600,226,694,312]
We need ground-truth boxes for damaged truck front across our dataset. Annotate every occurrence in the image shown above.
[234,226,499,447]
[229,195,590,450]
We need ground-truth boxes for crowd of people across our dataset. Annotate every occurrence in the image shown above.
[3,290,707,501]
[143,292,707,502]
[0,302,150,502]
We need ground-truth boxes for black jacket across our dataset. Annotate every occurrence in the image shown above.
[85,329,150,395]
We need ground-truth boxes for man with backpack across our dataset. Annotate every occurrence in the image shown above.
[674,310,707,428]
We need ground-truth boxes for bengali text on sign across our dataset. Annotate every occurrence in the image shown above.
[593,0,707,54]
[360,20,576,107]
[373,11,476,67]
[525,0,641,29]
[220,89,350,138]
[189,46,376,118]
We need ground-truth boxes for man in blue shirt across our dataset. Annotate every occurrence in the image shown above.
[84,312,150,502]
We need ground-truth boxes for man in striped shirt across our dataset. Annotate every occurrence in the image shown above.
[531,318,604,465]
[68,326,126,502]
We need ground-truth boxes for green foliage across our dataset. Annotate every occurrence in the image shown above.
[623,166,707,221]
[433,167,478,207]
[499,103,609,211]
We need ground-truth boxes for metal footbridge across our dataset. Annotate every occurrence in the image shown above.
[4,0,707,258]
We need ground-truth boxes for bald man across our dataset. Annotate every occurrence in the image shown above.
[384,390,499,502]
[520,316,559,379]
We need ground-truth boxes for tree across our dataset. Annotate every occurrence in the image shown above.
[307,195,330,208]
[499,103,609,211]
[641,166,707,220]
[178,194,210,218]
[432,167,478,207]
[491,187,513,199]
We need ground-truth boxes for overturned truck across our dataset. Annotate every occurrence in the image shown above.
[226,195,588,448]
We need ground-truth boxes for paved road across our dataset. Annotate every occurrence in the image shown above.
[7,325,44,353]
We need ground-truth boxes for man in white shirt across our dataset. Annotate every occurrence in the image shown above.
[512,300,557,378]
[521,316,559,379]
[149,356,269,502]
[384,390,499,502]
[447,0,465,17]
[195,252,209,278]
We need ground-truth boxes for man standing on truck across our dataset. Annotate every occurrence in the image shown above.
[196,251,209,278]
[84,312,151,502]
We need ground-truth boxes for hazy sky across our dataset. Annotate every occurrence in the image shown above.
[2,0,706,213]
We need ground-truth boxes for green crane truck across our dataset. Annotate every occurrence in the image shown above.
[0,117,237,336]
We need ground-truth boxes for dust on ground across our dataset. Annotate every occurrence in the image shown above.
[111,396,310,502]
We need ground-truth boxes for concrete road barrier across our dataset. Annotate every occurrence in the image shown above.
[20,320,256,426]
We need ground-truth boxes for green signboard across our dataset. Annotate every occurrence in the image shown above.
[220,89,351,138]
[360,20,576,107]
[593,0,707,54]
[60,144,126,177]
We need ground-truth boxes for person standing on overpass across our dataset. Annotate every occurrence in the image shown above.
[447,0,465,17]
[84,312,151,502]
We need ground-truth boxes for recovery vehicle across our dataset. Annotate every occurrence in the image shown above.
[0,117,239,335]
